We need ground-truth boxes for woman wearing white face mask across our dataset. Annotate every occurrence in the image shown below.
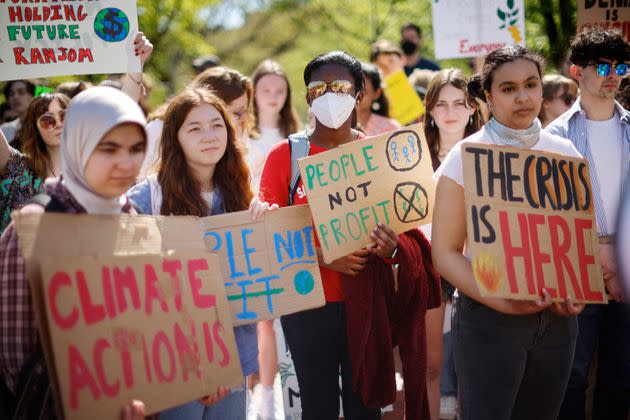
[258,52,413,420]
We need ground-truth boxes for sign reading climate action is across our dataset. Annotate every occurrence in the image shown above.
[462,143,607,304]
[298,124,435,263]
[40,253,242,419]
[0,0,141,81]
[578,1,630,42]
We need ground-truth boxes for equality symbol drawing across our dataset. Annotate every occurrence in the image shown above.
[386,130,422,172]
[393,182,429,223]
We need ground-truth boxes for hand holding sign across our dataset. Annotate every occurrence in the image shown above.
[298,124,434,263]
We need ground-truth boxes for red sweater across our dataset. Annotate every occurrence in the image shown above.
[259,134,365,302]
[342,228,441,420]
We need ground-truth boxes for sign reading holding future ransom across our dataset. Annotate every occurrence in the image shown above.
[461,143,607,304]
[40,253,242,419]
[297,124,435,263]
[0,0,141,81]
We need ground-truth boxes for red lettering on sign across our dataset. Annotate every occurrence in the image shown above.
[499,211,535,295]
[527,214,557,298]
[152,331,176,383]
[575,218,602,301]
[93,339,120,398]
[548,216,584,300]
[145,264,168,315]
[48,271,79,329]
[68,345,100,410]
[162,259,183,311]
[188,259,216,309]
[77,270,106,326]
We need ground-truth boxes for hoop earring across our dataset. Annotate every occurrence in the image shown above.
[469,116,473,125]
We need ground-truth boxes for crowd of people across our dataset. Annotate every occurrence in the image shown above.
[0,20,628,420]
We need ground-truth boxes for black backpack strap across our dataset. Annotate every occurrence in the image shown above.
[288,131,310,206]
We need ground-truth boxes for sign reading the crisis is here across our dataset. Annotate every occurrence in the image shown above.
[40,253,242,419]
[432,0,525,59]
[462,143,607,304]
[577,1,630,42]
[298,125,435,263]
[0,0,141,81]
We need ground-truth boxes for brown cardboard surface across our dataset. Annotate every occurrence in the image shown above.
[14,205,323,327]
[40,252,242,419]
[297,124,435,263]
[577,2,630,42]
[461,143,607,303]
[198,205,324,325]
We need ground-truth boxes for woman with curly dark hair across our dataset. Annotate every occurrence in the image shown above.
[127,87,277,420]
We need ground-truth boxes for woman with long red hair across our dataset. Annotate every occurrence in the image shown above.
[127,88,276,420]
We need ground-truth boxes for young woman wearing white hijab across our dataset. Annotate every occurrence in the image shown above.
[0,86,149,420]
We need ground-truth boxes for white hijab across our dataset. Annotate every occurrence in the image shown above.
[61,86,147,214]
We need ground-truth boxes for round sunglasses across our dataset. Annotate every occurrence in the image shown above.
[589,62,629,77]
[37,109,65,131]
[307,80,353,99]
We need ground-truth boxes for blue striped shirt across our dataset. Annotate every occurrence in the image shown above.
[546,99,630,235]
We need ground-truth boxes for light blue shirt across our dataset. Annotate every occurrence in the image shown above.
[127,180,259,377]
[546,99,630,235]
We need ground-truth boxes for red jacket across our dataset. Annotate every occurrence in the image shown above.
[342,228,441,420]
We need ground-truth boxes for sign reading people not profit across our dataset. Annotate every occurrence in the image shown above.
[297,124,435,263]
[40,253,242,419]
[0,0,141,81]
[577,1,630,42]
[432,0,526,59]
[462,143,607,304]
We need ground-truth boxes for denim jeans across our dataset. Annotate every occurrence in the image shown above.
[158,385,246,420]
[453,295,577,420]
[281,302,381,420]
[557,301,630,420]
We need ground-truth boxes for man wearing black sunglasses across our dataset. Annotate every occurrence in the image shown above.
[547,28,630,420]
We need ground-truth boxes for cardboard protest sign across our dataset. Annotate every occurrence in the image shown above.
[461,143,607,303]
[0,0,141,81]
[14,205,324,327]
[297,124,435,263]
[432,0,525,59]
[383,70,425,125]
[199,205,324,325]
[40,253,242,419]
[577,1,630,42]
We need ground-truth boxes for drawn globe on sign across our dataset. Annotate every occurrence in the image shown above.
[94,8,130,43]
[293,270,315,295]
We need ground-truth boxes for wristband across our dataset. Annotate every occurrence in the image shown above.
[382,247,399,265]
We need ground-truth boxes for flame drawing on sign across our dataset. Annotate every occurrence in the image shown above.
[473,253,503,293]
[497,0,522,43]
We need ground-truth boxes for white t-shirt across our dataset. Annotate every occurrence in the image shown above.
[434,127,582,186]
[586,116,623,234]
[434,127,582,260]
[0,118,21,144]
[246,127,283,191]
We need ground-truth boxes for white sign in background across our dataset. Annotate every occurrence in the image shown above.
[0,0,141,81]
[431,0,526,59]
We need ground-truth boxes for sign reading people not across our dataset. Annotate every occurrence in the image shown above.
[40,253,242,419]
[297,124,435,263]
[0,0,141,81]
[577,1,630,42]
[462,143,607,304]
[432,0,526,59]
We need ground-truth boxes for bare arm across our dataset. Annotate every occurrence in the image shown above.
[0,128,11,172]
[121,32,153,102]
[431,176,552,315]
